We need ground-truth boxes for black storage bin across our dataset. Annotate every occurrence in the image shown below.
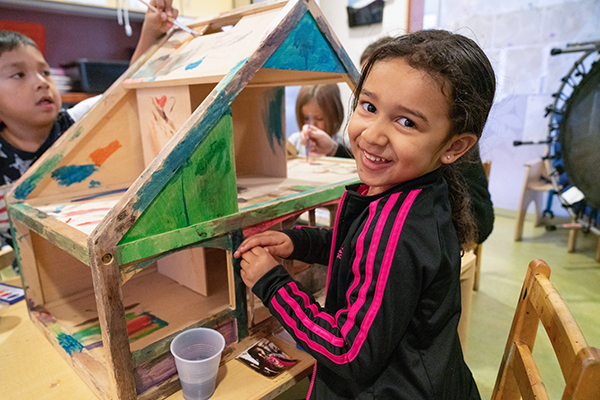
[62,59,129,94]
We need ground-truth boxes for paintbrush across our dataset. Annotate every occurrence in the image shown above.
[137,0,200,38]
[306,113,311,161]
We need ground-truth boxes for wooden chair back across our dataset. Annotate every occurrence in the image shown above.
[491,259,600,400]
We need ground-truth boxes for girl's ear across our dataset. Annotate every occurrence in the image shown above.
[441,133,478,164]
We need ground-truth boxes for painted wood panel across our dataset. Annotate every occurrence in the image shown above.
[120,112,238,244]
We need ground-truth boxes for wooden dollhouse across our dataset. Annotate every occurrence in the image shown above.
[6,1,359,399]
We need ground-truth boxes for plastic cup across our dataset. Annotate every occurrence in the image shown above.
[170,328,226,400]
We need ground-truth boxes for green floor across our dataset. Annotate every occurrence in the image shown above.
[276,212,600,399]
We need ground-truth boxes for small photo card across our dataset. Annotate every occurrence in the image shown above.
[236,338,297,377]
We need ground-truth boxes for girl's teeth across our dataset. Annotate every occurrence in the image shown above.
[364,152,387,163]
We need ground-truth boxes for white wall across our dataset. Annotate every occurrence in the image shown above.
[431,0,600,215]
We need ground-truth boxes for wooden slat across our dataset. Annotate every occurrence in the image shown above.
[492,259,600,400]
[491,260,551,400]
[512,343,548,400]
[88,252,136,400]
[187,0,287,29]
[530,273,588,380]
[115,180,355,264]
[566,347,600,400]
[9,202,89,264]
[11,219,44,306]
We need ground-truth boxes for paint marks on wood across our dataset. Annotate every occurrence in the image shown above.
[185,57,205,71]
[14,154,63,199]
[262,87,285,154]
[263,11,345,73]
[37,196,121,235]
[51,164,98,186]
[73,312,168,351]
[89,140,122,166]
[121,112,238,244]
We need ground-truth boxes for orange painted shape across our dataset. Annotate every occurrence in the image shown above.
[89,140,122,166]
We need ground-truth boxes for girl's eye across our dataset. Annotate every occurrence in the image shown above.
[42,70,51,77]
[361,102,376,113]
[11,72,25,79]
[398,117,415,128]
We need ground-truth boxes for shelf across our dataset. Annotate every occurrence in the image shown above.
[0,0,146,20]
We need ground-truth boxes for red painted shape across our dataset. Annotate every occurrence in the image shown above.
[127,314,153,335]
[89,140,122,166]
[156,95,167,108]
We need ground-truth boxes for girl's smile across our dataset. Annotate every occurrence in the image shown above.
[348,57,475,196]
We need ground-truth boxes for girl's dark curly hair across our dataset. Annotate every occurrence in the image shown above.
[354,30,496,248]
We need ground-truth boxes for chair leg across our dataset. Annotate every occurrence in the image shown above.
[472,244,482,291]
[514,199,529,242]
[568,227,578,253]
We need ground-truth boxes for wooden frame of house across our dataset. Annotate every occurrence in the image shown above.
[6,1,360,399]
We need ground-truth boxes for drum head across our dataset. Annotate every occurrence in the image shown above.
[560,62,600,209]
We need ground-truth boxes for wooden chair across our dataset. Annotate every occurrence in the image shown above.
[491,259,600,400]
[514,160,553,242]
[472,160,492,291]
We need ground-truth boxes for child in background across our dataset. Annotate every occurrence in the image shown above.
[0,0,178,249]
[234,29,495,399]
[287,84,351,157]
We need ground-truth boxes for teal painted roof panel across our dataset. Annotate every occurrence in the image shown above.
[263,11,345,73]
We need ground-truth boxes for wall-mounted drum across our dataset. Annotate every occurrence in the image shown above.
[546,42,600,233]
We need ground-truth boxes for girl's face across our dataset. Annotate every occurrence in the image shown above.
[301,100,327,133]
[349,58,472,196]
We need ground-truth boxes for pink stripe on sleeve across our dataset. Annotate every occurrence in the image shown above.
[277,287,344,346]
[271,190,421,365]
[341,193,401,337]
[272,297,351,362]
[334,197,382,323]
[342,190,421,363]
[326,191,346,293]
[288,282,337,326]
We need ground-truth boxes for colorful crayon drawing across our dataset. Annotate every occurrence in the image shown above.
[36,309,168,355]
[73,312,169,351]
[37,196,121,235]
[0,184,11,230]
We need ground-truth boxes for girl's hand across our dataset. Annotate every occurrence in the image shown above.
[234,231,293,259]
[300,125,338,156]
[239,246,279,289]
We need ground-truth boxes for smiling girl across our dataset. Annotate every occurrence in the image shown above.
[234,30,496,399]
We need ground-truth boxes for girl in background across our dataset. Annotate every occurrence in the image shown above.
[287,84,350,157]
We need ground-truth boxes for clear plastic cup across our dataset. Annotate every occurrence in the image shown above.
[170,328,226,400]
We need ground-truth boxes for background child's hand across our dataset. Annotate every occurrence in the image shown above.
[301,125,338,156]
[239,246,279,289]
[131,0,179,64]
[145,0,178,37]
[234,231,293,259]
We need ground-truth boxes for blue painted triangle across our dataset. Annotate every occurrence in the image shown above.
[263,11,345,73]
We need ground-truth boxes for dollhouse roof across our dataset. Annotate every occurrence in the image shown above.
[7,0,359,267]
